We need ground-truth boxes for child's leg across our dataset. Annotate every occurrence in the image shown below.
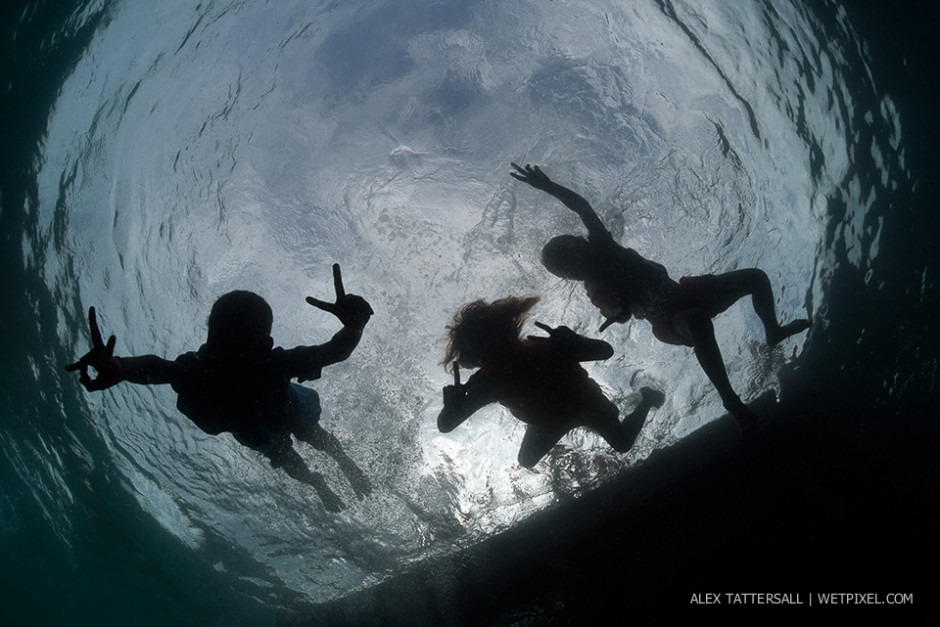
[518,425,569,469]
[265,444,345,512]
[289,383,372,498]
[705,269,810,345]
[586,389,661,453]
[675,310,757,433]
[297,424,373,498]
[621,387,665,444]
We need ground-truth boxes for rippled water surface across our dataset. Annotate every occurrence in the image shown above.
[2,0,930,624]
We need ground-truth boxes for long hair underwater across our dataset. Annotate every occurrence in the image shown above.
[442,296,540,371]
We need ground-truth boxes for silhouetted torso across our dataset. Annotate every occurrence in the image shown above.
[585,231,679,323]
[172,345,322,448]
[462,340,599,428]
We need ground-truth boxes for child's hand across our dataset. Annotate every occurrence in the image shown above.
[526,321,581,348]
[510,162,554,190]
[308,471,346,512]
[65,307,122,391]
[442,362,466,408]
[306,264,374,327]
[529,321,614,361]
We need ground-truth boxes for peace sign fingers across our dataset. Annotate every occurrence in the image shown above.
[305,264,345,315]
[305,264,374,327]
[65,307,118,391]
[526,320,555,343]
[332,263,345,300]
[304,295,336,315]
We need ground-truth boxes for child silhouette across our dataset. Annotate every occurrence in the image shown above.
[437,296,663,468]
[66,264,373,512]
[510,163,811,431]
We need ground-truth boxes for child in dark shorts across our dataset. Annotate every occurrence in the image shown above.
[66,264,373,512]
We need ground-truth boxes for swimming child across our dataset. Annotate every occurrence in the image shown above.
[437,296,664,468]
[510,163,811,431]
[66,264,373,512]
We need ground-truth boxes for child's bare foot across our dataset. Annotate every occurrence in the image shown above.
[767,319,811,346]
[343,464,373,499]
[639,386,665,409]
[724,397,759,434]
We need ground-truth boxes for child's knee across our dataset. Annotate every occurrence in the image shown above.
[295,423,326,447]
[737,268,770,291]
[602,400,620,422]
[517,448,540,469]
[516,443,548,470]
[609,439,630,453]
[266,444,294,469]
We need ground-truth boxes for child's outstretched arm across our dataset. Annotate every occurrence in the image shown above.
[65,307,183,390]
[286,264,374,378]
[526,321,614,362]
[510,163,611,241]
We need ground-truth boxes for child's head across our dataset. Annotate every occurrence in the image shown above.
[206,290,274,357]
[443,296,539,371]
[541,235,594,280]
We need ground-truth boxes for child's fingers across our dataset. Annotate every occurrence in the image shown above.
[332,263,346,298]
[88,307,104,348]
[533,321,553,334]
[78,366,92,389]
[305,296,335,312]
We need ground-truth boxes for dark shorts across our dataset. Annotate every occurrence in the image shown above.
[288,383,322,431]
[233,384,322,458]
[676,274,736,314]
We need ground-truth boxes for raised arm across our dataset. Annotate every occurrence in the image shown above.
[510,163,611,241]
[285,264,374,379]
[526,321,614,362]
[65,307,184,390]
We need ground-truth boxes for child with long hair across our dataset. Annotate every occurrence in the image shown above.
[438,296,663,467]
